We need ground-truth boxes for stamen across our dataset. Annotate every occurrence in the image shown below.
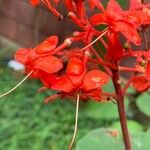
[81,28,108,51]
[37,86,47,92]
[68,93,80,150]
[41,0,63,19]
[0,71,33,98]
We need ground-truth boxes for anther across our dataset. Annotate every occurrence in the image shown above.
[117,80,122,85]
[64,38,72,46]
[123,42,130,50]
[85,51,91,57]
[58,14,64,20]
[72,31,80,37]
[68,11,75,17]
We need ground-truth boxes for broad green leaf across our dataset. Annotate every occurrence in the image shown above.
[136,93,150,116]
[103,79,114,93]
[111,120,143,132]
[84,101,119,120]
[83,97,129,120]
[126,87,136,94]
[75,128,150,150]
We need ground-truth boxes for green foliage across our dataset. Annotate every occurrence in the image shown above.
[103,79,114,93]
[0,42,149,149]
[83,101,119,120]
[102,0,128,9]
[136,93,150,117]
[111,120,143,132]
[0,68,108,150]
[75,128,150,150]
[83,97,129,120]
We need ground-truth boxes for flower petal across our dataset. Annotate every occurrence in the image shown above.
[115,21,141,45]
[51,75,74,92]
[106,0,122,22]
[33,55,63,74]
[106,32,123,61]
[30,0,39,6]
[38,70,58,88]
[15,48,30,64]
[146,62,150,81]
[35,36,58,54]
[132,76,150,92]
[90,13,106,26]
[82,70,109,91]
[88,0,104,11]
[66,57,84,76]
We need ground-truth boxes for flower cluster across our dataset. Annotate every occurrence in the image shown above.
[15,34,110,103]
[1,0,149,149]
[15,0,150,103]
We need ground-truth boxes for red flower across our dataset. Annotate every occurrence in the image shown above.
[124,0,150,26]
[88,0,104,11]
[133,62,150,92]
[15,36,63,78]
[65,0,104,18]
[90,0,141,45]
[106,32,123,61]
[30,0,40,6]
[50,57,109,101]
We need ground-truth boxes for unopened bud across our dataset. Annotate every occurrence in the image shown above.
[64,38,72,46]
[139,61,146,67]
[85,51,91,57]
[58,14,64,20]
[123,42,130,50]
[68,11,75,17]
[72,31,80,37]
[117,80,122,85]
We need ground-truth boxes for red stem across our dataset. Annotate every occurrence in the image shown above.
[112,69,131,150]
[119,66,144,73]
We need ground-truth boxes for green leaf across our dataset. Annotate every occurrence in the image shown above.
[75,128,150,150]
[83,97,129,120]
[136,93,150,116]
[83,101,119,120]
[126,87,136,94]
[111,120,143,132]
[103,79,114,93]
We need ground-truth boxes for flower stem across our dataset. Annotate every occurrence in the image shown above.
[112,69,131,150]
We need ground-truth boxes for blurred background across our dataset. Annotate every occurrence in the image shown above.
[0,0,150,150]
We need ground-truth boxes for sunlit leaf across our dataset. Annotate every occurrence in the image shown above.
[111,120,143,132]
[83,96,129,120]
[136,93,150,116]
[76,128,150,150]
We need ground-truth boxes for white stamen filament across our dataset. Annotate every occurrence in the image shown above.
[0,71,33,98]
[68,93,80,150]
[81,28,108,51]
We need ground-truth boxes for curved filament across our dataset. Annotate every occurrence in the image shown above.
[81,28,108,51]
[68,93,80,150]
[0,71,33,98]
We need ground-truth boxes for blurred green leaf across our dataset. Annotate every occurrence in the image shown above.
[76,128,150,150]
[136,93,150,116]
[126,87,136,94]
[84,101,119,120]
[0,66,111,149]
[111,120,143,132]
[83,97,129,120]
[103,79,114,93]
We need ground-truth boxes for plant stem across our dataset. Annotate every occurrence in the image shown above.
[112,69,131,150]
